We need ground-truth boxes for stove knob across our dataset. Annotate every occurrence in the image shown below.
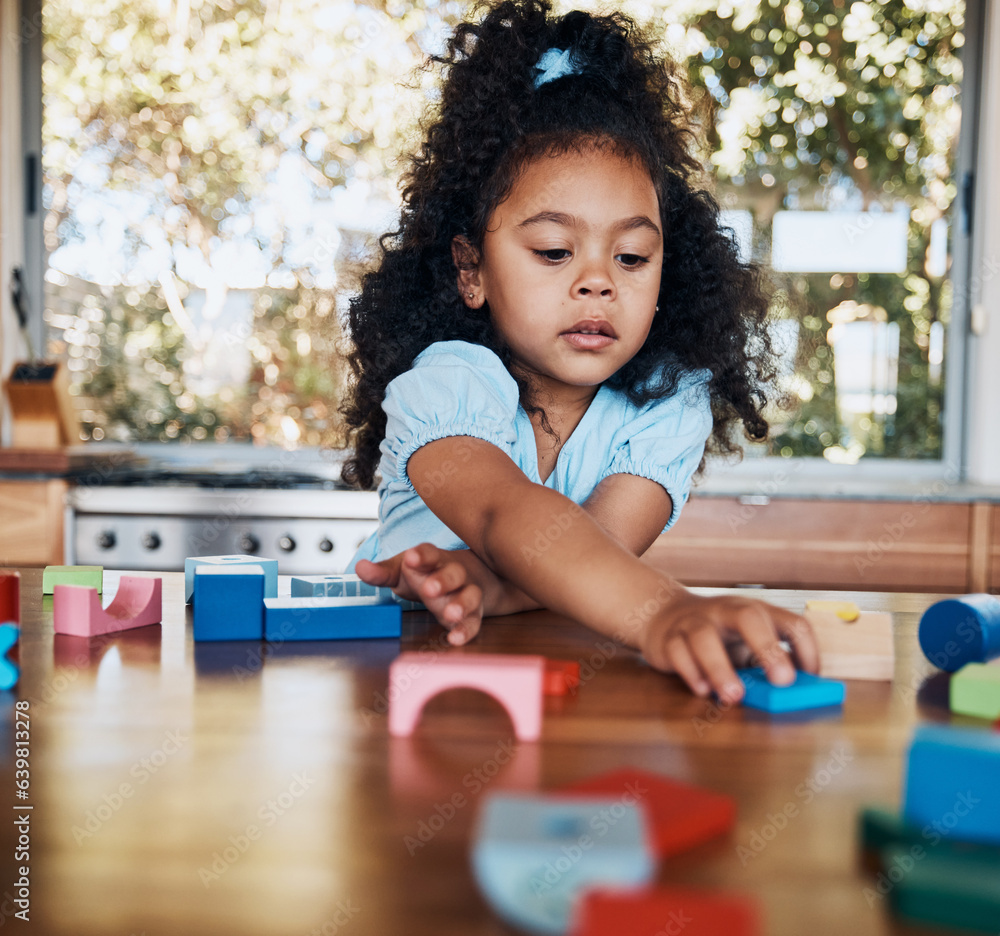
[239,533,259,554]
[318,538,334,553]
[278,535,296,552]
[97,530,116,550]
[142,532,161,551]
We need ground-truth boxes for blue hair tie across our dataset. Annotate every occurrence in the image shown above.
[533,46,583,89]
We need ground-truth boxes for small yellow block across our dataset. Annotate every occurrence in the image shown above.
[805,600,860,622]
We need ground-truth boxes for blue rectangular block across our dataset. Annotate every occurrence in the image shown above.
[193,566,265,641]
[185,555,278,603]
[903,724,1000,846]
[264,596,402,641]
[737,667,845,713]
[290,574,424,611]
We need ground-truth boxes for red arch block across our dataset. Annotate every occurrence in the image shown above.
[388,652,545,741]
[54,577,162,638]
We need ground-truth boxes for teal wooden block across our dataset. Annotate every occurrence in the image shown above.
[859,806,1000,863]
[737,667,845,713]
[290,574,425,611]
[192,566,265,641]
[903,724,1000,846]
[471,792,656,936]
[42,565,102,594]
[264,596,401,641]
[185,555,277,603]
[0,624,19,690]
[951,663,1000,720]
[885,845,1000,933]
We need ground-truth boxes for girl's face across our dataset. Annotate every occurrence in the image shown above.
[457,145,663,402]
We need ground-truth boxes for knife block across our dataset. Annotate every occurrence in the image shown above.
[4,361,79,448]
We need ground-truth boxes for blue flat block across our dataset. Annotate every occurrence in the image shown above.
[185,555,278,603]
[737,667,845,713]
[471,792,656,936]
[903,724,1000,847]
[263,596,401,641]
[290,574,425,611]
[193,566,266,641]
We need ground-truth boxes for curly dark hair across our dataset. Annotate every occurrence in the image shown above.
[338,0,783,491]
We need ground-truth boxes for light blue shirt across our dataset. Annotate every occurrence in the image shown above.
[345,340,712,570]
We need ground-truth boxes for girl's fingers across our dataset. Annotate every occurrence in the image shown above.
[687,626,746,704]
[774,609,820,674]
[730,604,796,686]
[443,584,483,646]
[355,557,397,586]
[663,635,711,697]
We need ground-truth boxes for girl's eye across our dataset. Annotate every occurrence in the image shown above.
[532,249,651,268]
[617,254,650,269]
[533,249,570,263]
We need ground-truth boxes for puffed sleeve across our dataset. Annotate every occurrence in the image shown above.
[381,340,520,494]
[602,368,713,533]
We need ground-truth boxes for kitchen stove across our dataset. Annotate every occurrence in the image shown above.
[65,449,379,575]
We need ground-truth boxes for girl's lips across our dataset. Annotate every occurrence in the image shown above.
[561,333,615,350]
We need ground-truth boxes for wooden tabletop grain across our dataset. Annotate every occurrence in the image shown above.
[0,569,961,935]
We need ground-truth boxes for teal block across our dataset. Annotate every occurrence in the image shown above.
[859,806,1000,863]
[903,724,1000,846]
[185,555,277,603]
[0,624,18,690]
[950,663,1000,720]
[42,565,102,594]
[737,667,845,713]
[192,566,265,641]
[290,574,425,611]
[263,596,401,641]
[471,793,656,936]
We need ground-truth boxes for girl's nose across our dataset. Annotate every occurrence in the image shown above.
[572,256,616,300]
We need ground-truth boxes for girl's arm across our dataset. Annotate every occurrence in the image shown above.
[407,435,819,704]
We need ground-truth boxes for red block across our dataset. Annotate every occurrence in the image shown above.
[544,659,581,695]
[557,767,736,860]
[0,572,19,624]
[571,887,761,936]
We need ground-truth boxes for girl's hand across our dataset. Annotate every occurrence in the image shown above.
[355,543,484,646]
[640,592,820,705]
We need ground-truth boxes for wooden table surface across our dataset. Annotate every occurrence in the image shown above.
[0,569,964,935]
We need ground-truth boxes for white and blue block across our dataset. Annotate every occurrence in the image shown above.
[264,596,402,641]
[471,792,656,936]
[192,565,266,641]
[185,555,277,603]
[290,574,424,611]
[737,667,845,713]
[903,724,1000,846]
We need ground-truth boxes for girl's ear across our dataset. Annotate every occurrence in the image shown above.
[451,235,483,307]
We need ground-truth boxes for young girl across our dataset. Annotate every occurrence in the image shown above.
[338,0,818,705]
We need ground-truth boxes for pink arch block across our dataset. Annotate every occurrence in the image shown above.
[388,652,545,741]
[54,577,163,638]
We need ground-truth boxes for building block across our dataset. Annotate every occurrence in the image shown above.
[885,845,1000,933]
[570,887,761,936]
[0,624,19,690]
[184,555,277,603]
[0,572,19,624]
[290,574,425,610]
[388,652,545,741]
[263,596,401,641]
[737,667,845,713]
[42,565,102,594]
[950,663,1000,720]
[471,792,656,936]
[557,768,736,861]
[919,593,1000,672]
[859,806,1000,865]
[902,724,1000,846]
[53,577,162,638]
[544,660,581,696]
[192,565,265,641]
[805,608,894,680]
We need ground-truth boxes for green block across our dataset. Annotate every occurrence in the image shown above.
[42,565,103,595]
[885,845,1000,933]
[860,806,1000,864]
[951,663,1000,720]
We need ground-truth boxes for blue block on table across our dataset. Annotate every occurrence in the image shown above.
[903,724,1000,846]
[185,555,277,603]
[0,624,19,690]
[737,667,845,713]
[471,792,656,936]
[290,574,424,610]
[192,565,266,641]
[263,596,401,641]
